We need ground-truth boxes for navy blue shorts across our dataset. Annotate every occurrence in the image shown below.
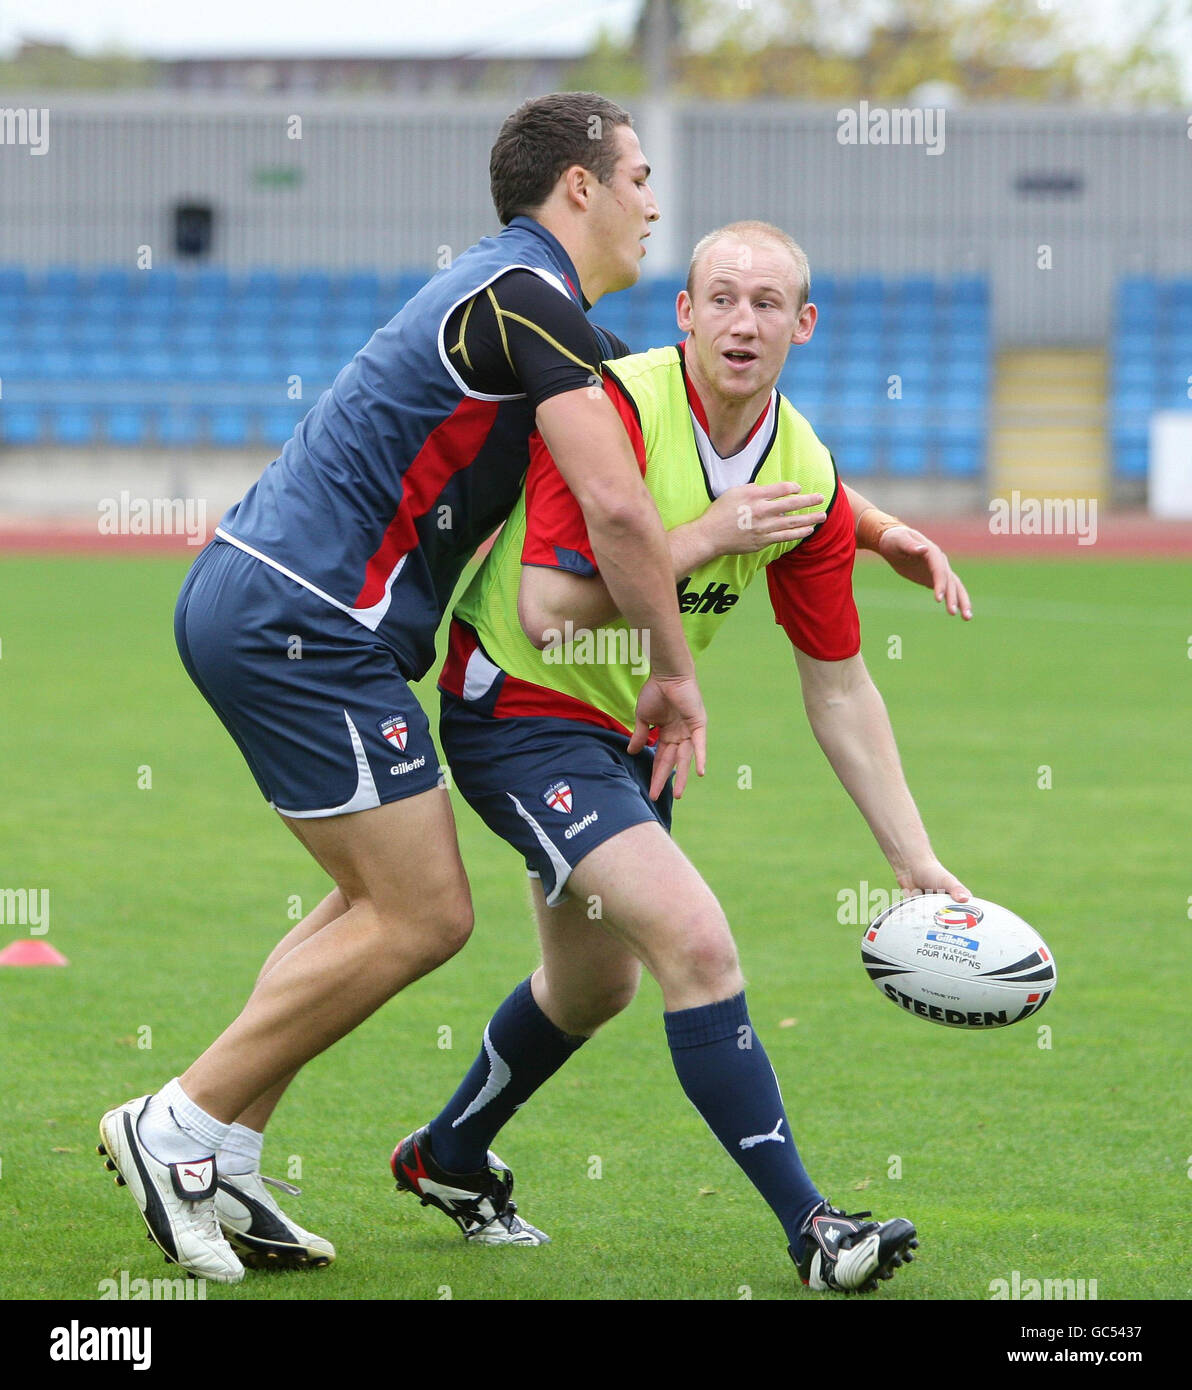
[175,539,443,816]
[439,691,674,905]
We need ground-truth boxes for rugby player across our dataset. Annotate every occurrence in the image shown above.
[392,222,969,1294]
[98,92,712,1284]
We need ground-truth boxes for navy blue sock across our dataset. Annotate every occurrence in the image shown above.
[428,977,587,1173]
[665,991,822,1253]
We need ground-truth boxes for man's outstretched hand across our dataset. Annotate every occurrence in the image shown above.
[877,525,972,620]
[629,673,708,802]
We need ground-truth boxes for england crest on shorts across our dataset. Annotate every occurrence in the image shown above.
[379,713,409,753]
[542,779,573,814]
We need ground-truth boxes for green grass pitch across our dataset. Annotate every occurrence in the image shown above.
[1,551,1188,1302]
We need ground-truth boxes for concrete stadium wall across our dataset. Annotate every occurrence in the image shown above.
[2,96,1190,343]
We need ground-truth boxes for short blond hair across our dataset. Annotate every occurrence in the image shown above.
[686,220,810,308]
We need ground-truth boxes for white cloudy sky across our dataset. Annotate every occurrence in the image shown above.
[1,0,1187,94]
[0,0,642,56]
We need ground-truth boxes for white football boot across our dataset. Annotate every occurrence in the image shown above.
[215,1172,335,1268]
[98,1095,245,1284]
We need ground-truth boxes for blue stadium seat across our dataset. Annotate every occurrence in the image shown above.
[103,406,150,446]
[1114,360,1155,390]
[396,271,426,302]
[888,440,929,475]
[892,276,937,306]
[43,267,83,296]
[939,443,983,477]
[178,327,221,355]
[184,297,227,325]
[137,268,180,298]
[226,323,268,351]
[1,405,43,444]
[157,407,202,446]
[261,406,301,445]
[294,271,332,297]
[835,422,878,473]
[130,349,182,382]
[341,271,381,299]
[190,267,230,298]
[39,349,78,380]
[849,275,886,304]
[94,269,133,296]
[210,407,251,446]
[80,349,125,382]
[1156,384,1192,409]
[949,276,987,304]
[0,266,28,294]
[189,350,225,381]
[245,269,282,297]
[239,351,277,385]
[883,405,931,441]
[128,324,170,351]
[51,405,94,444]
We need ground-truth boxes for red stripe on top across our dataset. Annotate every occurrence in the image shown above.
[521,377,646,570]
[766,482,860,660]
[438,616,478,698]
[353,396,499,610]
[438,619,657,744]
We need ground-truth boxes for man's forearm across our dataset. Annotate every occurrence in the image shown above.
[584,502,695,677]
[525,519,713,640]
[535,389,695,679]
[801,666,934,877]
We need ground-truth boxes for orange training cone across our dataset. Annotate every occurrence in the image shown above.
[0,939,69,966]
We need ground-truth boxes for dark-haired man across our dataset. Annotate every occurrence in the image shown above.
[99,92,711,1284]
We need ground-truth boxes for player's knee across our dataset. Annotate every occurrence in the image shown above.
[673,917,740,995]
[419,894,474,967]
[371,889,474,975]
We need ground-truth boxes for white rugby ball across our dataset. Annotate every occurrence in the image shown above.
[861,894,1056,1029]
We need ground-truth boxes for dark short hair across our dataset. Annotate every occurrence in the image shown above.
[490,92,634,226]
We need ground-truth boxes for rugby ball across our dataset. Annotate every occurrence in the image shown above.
[861,894,1055,1029]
